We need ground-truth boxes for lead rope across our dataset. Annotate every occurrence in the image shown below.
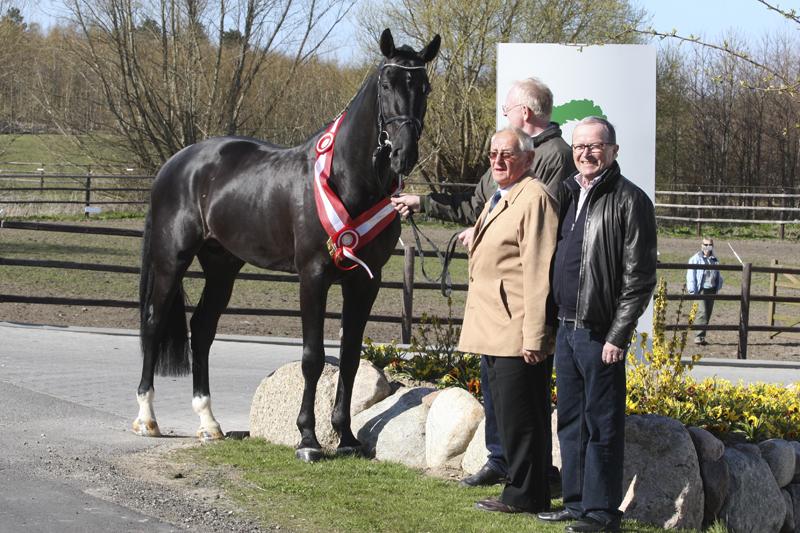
[406,214,461,297]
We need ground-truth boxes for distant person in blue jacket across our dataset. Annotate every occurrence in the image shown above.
[686,237,723,345]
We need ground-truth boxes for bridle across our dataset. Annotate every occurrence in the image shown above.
[375,62,429,152]
[374,62,455,296]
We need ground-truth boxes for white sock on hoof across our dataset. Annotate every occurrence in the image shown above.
[134,388,160,435]
[192,395,222,436]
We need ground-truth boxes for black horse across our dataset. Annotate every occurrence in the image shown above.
[133,29,440,461]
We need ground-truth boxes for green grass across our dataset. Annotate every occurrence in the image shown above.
[179,438,687,533]
[659,221,800,241]
[0,218,467,339]
[0,133,134,172]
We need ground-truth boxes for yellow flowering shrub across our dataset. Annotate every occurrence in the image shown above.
[626,278,800,441]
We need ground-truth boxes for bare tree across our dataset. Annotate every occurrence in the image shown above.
[64,0,356,170]
[624,0,800,95]
[357,0,647,186]
[655,32,800,194]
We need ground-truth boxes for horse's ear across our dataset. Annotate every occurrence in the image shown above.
[419,34,441,63]
[380,28,395,58]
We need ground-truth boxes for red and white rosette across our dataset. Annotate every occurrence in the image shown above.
[313,113,400,278]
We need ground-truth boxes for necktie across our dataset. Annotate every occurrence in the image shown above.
[489,190,502,212]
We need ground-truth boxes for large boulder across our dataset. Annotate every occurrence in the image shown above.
[249,361,338,447]
[621,414,704,530]
[351,386,435,469]
[760,439,797,488]
[720,445,785,533]
[786,484,800,533]
[790,441,800,484]
[461,418,487,474]
[699,456,730,528]
[688,426,725,462]
[425,388,483,468]
[781,489,794,533]
[249,359,392,448]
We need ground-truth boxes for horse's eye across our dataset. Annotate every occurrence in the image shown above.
[381,82,391,91]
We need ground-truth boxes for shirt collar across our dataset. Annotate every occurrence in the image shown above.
[574,169,607,191]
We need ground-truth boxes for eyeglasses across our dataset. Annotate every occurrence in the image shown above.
[571,142,609,153]
[488,150,521,161]
[702,243,713,248]
[501,103,525,115]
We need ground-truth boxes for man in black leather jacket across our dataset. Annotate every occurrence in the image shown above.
[536,117,657,533]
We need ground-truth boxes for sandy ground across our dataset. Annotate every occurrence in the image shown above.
[1,223,799,362]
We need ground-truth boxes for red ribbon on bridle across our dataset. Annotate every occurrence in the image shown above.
[313,113,400,279]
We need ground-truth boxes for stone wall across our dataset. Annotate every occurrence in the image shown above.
[249,360,800,532]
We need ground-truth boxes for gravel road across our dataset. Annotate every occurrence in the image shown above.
[0,323,309,532]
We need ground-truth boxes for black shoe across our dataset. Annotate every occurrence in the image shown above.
[474,498,529,514]
[565,517,621,532]
[459,464,507,487]
[694,338,707,346]
[537,509,573,522]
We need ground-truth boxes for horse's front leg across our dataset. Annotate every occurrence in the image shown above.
[296,268,332,462]
[333,272,382,455]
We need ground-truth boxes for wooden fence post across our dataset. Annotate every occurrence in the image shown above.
[401,244,415,344]
[84,170,92,218]
[768,258,778,326]
[779,191,786,240]
[738,262,752,359]
[695,186,702,236]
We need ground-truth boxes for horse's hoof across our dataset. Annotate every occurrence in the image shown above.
[295,447,325,462]
[132,418,161,437]
[335,446,362,457]
[197,428,225,442]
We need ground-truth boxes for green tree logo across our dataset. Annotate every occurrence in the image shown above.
[551,99,605,125]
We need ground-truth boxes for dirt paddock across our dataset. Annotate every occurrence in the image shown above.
[1,221,798,362]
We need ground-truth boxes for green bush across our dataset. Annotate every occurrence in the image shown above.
[362,298,481,398]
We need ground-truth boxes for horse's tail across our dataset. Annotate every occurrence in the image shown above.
[139,210,191,377]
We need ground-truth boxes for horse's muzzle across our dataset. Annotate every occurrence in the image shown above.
[389,129,420,175]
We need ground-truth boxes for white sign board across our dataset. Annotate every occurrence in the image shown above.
[497,43,657,339]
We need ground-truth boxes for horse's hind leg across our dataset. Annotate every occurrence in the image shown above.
[295,267,332,462]
[333,273,381,454]
[190,244,244,441]
[135,250,195,437]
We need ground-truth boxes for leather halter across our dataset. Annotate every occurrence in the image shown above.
[376,63,428,149]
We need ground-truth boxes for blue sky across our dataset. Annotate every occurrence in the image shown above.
[23,0,798,55]
[638,0,798,43]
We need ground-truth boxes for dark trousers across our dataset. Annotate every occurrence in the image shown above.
[481,355,507,475]
[482,354,556,479]
[486,355,551,512]
[694,288,717,341]
[555,324,625,524]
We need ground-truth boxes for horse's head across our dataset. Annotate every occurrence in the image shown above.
[376,28,440,177]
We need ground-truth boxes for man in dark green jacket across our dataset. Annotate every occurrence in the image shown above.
[391,77,574,489]
[392,77,574,247]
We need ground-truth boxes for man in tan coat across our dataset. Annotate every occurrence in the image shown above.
[459,128,559,514]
